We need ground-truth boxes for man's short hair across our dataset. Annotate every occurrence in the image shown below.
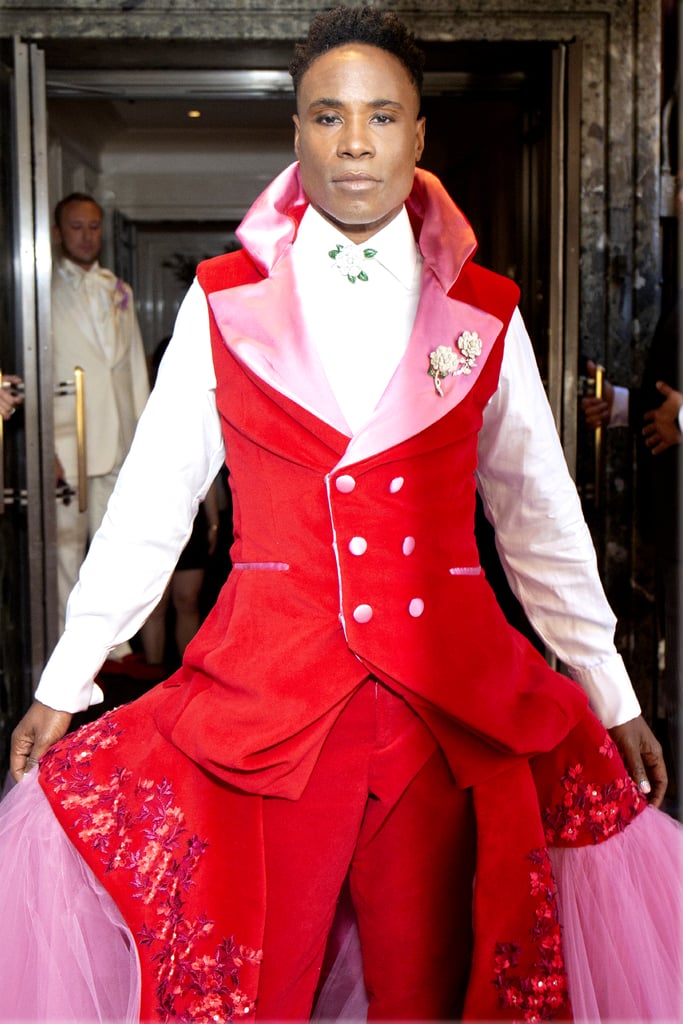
[289,6,425,100]
[54,193,103,229]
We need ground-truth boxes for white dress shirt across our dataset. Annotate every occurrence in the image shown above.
[35,208,641,729]
[292,206,422,433]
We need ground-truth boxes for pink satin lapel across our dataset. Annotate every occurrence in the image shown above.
[209,249,503,466]
[208,259,351,436]
[340,268,503,466]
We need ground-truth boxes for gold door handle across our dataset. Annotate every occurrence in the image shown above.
[74,366,87,514]
[593,363,605,508]
[55,369,87,513]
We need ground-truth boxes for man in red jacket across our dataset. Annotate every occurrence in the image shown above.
[7,8,674,1024]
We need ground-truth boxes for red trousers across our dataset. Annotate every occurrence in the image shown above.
[257,680,477,1020]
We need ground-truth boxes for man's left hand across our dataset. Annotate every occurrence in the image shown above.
[642,380,683,455]
[609,715,667,807]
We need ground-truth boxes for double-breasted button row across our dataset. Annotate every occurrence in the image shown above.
[333,471,425,622]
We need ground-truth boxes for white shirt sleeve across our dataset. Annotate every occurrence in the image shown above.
[35,280,225,713]
[476,308,641,728]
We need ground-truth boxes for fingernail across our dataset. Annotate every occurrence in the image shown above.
[639,779,651,794]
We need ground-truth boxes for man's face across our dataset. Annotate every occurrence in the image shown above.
[293,44,425,244]
[54,200,103,269]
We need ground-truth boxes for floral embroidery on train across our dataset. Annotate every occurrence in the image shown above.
[493,848,569,1022]
[40,712,263,1021]
[542,735,646,847]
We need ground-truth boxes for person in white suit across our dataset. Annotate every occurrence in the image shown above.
[52,193,149,632]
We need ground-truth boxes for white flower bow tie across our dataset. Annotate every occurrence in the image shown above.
[328,243,378,283]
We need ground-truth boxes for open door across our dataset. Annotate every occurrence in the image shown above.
[547,40,582,477]
[0,38,55,765]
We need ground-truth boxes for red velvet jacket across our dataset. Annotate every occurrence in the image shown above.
[153,165,588,798]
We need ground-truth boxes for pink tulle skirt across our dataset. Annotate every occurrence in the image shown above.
[0,769,140,1022]
[548,806,683,1022]
[1,769,681,1022]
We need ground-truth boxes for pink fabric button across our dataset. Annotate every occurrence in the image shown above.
[336,474,356,493]
[353,604,373,624]
[349,537,368,556]
[389,476,404,493]
[408,598,424,618]
[402,536,416,556]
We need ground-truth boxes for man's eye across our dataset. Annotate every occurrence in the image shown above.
[371,113,393,124]
[316,114,341,125]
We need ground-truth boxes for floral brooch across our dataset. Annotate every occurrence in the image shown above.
[428,331,483,396]
[328,243,377,283]
[113,278,130,311]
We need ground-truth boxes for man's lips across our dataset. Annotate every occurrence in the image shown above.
[332,174,380,191]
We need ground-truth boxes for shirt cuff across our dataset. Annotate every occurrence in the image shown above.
[567,653,641,728]
[610,385,629,427]
[34,630,107,713]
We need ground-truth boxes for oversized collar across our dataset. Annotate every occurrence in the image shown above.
[208,162,508,467]
[235,161,478,293]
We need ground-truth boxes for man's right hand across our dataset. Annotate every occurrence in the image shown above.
[10,700,72,783]
[0,375,24,420]
[581,359,614,430]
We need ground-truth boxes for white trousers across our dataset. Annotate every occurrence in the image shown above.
[56,468,119,632]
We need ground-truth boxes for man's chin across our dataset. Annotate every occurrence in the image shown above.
[62,252,100,270]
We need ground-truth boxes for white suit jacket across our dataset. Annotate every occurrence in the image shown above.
[52,258,149,481]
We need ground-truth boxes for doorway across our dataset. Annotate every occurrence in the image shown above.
[43,39,562,368]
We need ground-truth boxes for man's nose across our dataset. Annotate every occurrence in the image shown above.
[337,116,374,158]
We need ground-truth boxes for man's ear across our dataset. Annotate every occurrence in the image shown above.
[415,116,426,163]
[292,113,301,158]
